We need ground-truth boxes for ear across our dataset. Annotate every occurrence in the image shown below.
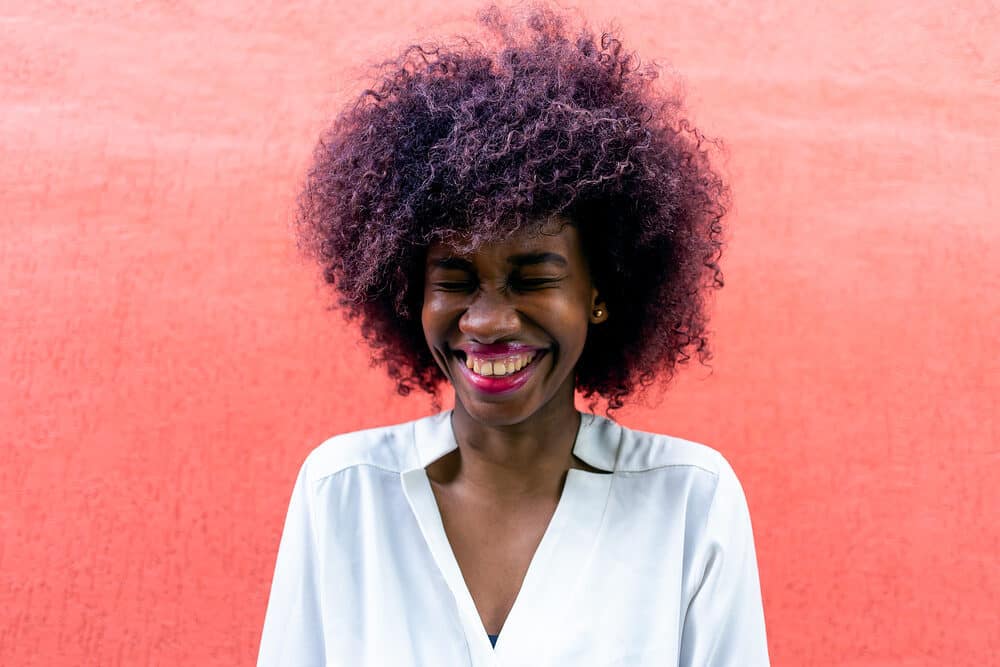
[589,287,608,324]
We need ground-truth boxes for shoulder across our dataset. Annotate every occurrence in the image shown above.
[603,418,731,480]
[605,419,751,504]
[297,416,424,485]
[607,421,756,538]
[578,413,747,501]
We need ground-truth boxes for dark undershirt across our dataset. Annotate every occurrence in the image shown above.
[488,634,499,648]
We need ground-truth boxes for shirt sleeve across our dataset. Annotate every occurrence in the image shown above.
[679,454,770,666]
[257,458,326,667]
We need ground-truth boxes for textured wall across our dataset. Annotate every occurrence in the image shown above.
[2,2,997,665]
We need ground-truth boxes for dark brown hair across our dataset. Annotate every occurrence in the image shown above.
[296,2,729,411]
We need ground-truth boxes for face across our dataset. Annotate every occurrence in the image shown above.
[421,219,606,427]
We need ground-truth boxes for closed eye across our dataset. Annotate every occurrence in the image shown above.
[432,281,475,292]
[512,277,563,290]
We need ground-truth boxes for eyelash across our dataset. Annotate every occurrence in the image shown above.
[433,282,474,291]
[433,277,559,292]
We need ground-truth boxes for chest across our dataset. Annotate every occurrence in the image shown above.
[432,487,559,635]
[318,466,696,664]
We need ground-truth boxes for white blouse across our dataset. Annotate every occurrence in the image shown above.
[258,411,770,666]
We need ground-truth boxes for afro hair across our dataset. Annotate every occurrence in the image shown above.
[296,2,730,412]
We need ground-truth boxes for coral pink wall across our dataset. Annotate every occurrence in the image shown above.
[2,2,997,664]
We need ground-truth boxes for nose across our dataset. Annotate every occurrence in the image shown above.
[458,289,520,342]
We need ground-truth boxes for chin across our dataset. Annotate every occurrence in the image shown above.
[455,394,541,428]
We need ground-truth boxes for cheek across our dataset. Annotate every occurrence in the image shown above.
[421,295,456,342]
[537,299,591,347]
[420,301,432,340]
[420,292,436,341]
[420,299,454,376]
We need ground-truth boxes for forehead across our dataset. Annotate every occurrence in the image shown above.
[425,218,582,263]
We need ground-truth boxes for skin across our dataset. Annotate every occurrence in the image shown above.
[420,217,609,635]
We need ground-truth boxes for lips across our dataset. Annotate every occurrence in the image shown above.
[452,346,547,395]
[454,342,546,359]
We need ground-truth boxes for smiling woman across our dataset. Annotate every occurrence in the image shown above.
[422,220,600,427]
[259,2,769,665]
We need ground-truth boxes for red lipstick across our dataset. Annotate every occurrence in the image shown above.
[453,344,546,395]
[454,342,544,360]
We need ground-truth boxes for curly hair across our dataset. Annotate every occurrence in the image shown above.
[296,2,729,412]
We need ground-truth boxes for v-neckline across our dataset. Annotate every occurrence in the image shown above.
[401,410,621,666]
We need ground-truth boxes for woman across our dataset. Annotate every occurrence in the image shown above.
[259,4,769,665]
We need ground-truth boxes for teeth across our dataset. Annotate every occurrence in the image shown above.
[464,351,538,378]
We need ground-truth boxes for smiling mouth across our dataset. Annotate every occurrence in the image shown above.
[455,350,540,377]
[452,349,547,394]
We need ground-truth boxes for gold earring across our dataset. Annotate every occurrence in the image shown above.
[593,307,605,319]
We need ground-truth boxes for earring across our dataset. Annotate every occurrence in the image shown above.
[593,308,604,318]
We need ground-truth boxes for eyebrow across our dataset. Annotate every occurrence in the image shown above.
[508,252,568,268]
[429,257,474,270]
[429,252,568,270]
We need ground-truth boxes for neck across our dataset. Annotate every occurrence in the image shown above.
[432,388,581,498]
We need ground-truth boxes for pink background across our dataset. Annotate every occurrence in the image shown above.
[2,2,998,664]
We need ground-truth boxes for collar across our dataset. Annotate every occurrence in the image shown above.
[408,409,622,474]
